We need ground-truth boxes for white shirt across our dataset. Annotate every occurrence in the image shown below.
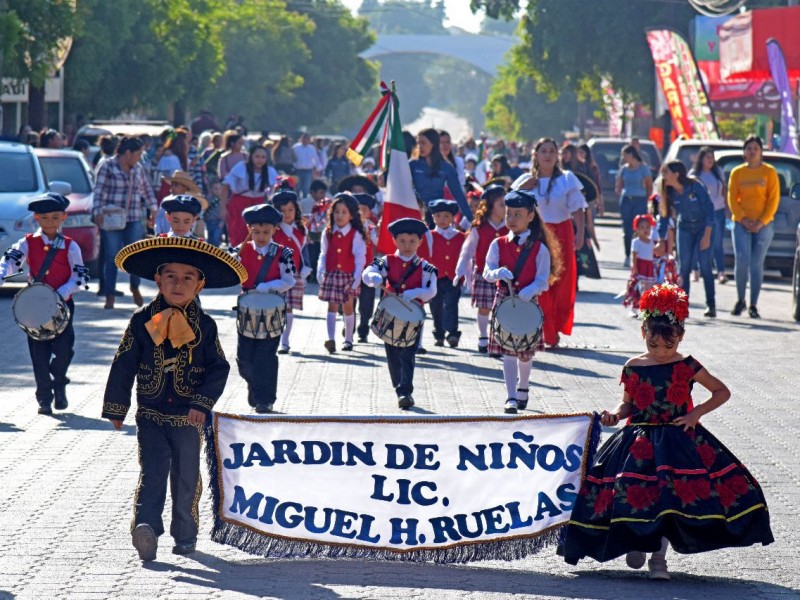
[482,230,550,301]
[512,171,587,224]
[292,143,319,171]
[631,237,656,261]
[455,218,506,279]
[317,224,367,289]
[361,252,438,303]
[0,230,87,299]
[236,240,296,293]
[223,161,277,196]
[434,225,461,240]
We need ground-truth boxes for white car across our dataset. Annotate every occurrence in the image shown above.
[662,138,743,170]
[0,140,71,278]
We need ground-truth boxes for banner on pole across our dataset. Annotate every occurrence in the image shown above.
[646,28,719,140]
[206,413,600,563]
[766,39,799,156]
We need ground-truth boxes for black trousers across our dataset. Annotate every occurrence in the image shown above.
[134,412,202,545]
[385,343,416,397]
[28,298,75,406]
[356,285,377,340]
[429,278,461,340]
[307,240,321,284]
[237,334,280,405]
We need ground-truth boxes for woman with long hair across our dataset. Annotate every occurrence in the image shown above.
[217,130,246,181]
[221,146,277,246]
[324,143,352,193]
[690,147,729,284]
[515,137,586,346]
[616,144,653,267]
[272,135,296,174]
[439,129,466,187]
[578,143,604,215]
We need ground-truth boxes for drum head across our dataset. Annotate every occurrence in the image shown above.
[494,297,543,335]
[238,290,286,310]
[378,295,425,323]
[12,284,59,328]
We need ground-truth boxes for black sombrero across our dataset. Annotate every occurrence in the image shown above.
[115,237,247,288]
[337,174,379,195]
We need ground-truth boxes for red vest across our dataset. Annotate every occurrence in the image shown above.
[325,227,357,273]
[385,255,423,294]
[475,221,508,271]
[240,241,285,290]
[26,234,72,294]
[273,225,306,272]
[496,238,542,291]
[431,230,466,279]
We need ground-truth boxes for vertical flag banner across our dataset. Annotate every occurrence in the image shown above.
[348,82,420,255]
[766,39,799,156]
[646,29,720,140]
[601,77,624,137]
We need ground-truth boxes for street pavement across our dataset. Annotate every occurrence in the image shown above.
[0,222,798,600]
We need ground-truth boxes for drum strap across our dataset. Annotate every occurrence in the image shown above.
[390,257,420,292]
[509,240,534,288]
[254,245,278,286]
[33,234,65,284]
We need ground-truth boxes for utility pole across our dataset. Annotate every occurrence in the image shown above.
[0,0,7,130]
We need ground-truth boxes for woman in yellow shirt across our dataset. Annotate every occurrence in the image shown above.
[726,136,780,319]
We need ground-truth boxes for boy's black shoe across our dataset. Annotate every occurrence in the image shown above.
[342,341,353,351]
[730,299,746,316]
[398,395,415,410]
[434,339,445,347]
[172,542,196,555]
[748,305,761,319]
[703,306,716,318]
[277,346,290,355]
[357,336,368,343]
[324,340,336,354]
[132,524,157,561]
[37,404,53,415]
[247,391,256,408]
[415,347,427,355]
[255,403,273,414]
[54,388,68,410]
[446,333,461,348]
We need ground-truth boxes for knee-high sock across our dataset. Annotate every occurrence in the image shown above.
[502,355,518,398]
[417,322,425,348]
[326,312,337,341]
[344,314,355,343]
[477,313,489,339]
[653,537,669,559]
[517,359,532,391]
[280,313,294,348]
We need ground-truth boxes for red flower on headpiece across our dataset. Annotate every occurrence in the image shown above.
[638,283,689,323]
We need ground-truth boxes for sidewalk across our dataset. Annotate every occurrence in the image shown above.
[0,223,798,599]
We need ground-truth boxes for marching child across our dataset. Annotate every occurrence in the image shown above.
[235,204,296,412]
[272,190,313,354]
[428,199,466,347]
[456,182,508,354]
[623,213,657,314]
[160,194,203,239]
[562,283,773,579]
[483,190,560,414]
[102,235,247,561]
[317,193,367,353]
[0,193,88,414]
[362,218,438,409]
[355,193,380,343]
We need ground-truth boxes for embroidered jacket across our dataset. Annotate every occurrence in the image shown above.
[101,295,230,420]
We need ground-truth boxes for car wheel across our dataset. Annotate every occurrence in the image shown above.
[793,253,800,322]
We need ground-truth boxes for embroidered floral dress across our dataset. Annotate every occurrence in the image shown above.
[563,356,773,564]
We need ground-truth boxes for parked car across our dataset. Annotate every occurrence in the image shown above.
[586,137,662,212]
[74,120,171,163]
[715,150,800,278]
[662,139,743,170]
[0,140,72,279]
[33,148,100,275]
[791,184,800,321]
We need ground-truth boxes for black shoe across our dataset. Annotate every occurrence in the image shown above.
[247,391,256,408]
[415,347,427,355]
[54,388,68,410]
[434,339,445,347]
[96,289,125,297]
[277,346,290,355]
[37,404,53,415]
[478,337,489,353]
[132,524,157,561]
[398,395,415,410]
[446,333,460,348]
[255,403,273,414]
[730,299,746,316]
[517,388,529,410]
[172,542,196,555]
[489,352,502,359]
[748,305,761,319]
[357,336,368,343]
[703,306,716,318]
[342,341,353,351]
[324,340,336,354]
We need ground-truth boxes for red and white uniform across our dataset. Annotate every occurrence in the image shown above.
[0,231,86,299]
[317,224,367,303]
[430,225,466,281]
[237,240,295,293]
[361,253,438,304]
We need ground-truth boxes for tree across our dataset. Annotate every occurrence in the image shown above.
[360,0,446,35]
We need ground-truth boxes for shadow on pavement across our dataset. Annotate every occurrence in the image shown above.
[51,413,136,435]
[0,422,23,433]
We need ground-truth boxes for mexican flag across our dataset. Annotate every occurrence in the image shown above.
[348,82,419,255]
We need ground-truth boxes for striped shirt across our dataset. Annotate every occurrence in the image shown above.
[92,157,158,220]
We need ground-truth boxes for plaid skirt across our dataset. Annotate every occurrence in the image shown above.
[286,275,305,310]
[319,270,360,303]
[488,287,545,361]
[471,267,496,309]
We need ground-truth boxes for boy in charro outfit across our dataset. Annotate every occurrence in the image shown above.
[102,236,247,561]
[0,193,89,414]
[428,199,467,348]
[362,218,438,410]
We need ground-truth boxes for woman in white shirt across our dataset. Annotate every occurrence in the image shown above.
[221,146,277,247]
[690,147,729,284]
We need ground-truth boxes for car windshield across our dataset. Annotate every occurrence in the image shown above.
[0,152,37,192]
[719,157,800,195]
[38,156,92,194]
[677,145,739,170]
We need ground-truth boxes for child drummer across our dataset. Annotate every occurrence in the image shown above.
[160,194,203,239]
[101,235,247,561]
[362,218,438,409]
[0,193,89,414]
[234,204,296,413]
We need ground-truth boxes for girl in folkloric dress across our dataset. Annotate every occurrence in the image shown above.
[562,284,773,580]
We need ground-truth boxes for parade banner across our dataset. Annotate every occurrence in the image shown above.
[646,28,719,140]
[206,413,600,563]
[766,39,799,156]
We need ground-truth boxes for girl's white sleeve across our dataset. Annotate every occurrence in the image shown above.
[482,239,511,282]
[316,232,329,283]
[518,245,551,300]
[351,232,367,290]
[455,228,478,278]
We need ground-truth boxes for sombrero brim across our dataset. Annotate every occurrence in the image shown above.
[115,237,247,289]
[163,175,204,199]
[337,174,379,195]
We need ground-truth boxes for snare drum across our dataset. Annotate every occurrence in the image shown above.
[236,290,287,339]
[370,295,425,348]
[12,283,71,341]
[491,296,544,353]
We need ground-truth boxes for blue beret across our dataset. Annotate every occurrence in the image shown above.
[481,183,506,199]
[428,199,458,215]
[504,189,538,210]
[161,194,202,216]
[243,203,282,225]
[352,193,376,210]
[388,218,428,237]
[28,192,70,214]
[271,190,298,208]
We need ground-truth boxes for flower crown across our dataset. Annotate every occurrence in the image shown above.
[639,283,689,324]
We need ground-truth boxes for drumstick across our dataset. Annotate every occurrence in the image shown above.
[395,295,417,314]
[504,277,517,307]
[2,272,27,282]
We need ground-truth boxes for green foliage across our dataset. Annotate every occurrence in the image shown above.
[424,56,492,133]
[717,114,757,140]
[360,0,446,34]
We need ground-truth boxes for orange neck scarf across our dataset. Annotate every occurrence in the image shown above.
[145,307,196,349]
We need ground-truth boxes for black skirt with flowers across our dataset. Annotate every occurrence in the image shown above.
[562,356,773,564]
